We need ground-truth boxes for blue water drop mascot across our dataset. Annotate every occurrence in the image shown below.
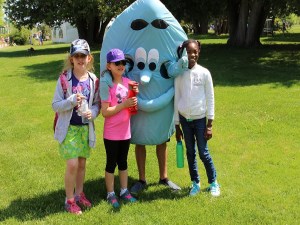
[100,0,188,193]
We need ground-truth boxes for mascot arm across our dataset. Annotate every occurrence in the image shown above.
[99,71,113,101]
[138,87,175,112]
[165,48,188,78]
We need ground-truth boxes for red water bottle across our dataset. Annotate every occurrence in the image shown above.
[128,81,139,115]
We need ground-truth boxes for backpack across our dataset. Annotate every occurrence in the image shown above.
[53,71,68,132]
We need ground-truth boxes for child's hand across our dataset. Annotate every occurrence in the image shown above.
[133,85,139,94]
[76,93,86,106]
[204,127,212,140]
[124,97,137,108]
[175,125,183,141]
[82,109,92,120]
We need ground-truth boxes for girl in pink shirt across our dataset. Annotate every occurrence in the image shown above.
[101,48,138,208]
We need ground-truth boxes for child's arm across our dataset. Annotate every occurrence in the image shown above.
[101,97,137,118]
[205,70,214,140]
[52,78,78,112]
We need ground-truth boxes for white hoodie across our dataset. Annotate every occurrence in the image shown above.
[174,64,214,125]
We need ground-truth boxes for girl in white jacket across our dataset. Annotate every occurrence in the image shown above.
[174,39,220,197]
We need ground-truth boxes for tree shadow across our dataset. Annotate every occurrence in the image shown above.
[201,44,300,88]
[2,43,299,87]
[263,32,300,43]
[0,44,69,58]
[21,53,100,82]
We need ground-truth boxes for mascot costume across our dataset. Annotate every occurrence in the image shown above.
[100,0,188,191]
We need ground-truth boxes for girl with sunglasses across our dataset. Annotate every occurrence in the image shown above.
[101,48,138,208]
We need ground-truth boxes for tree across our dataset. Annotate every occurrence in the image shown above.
[4,0,134,44]
[227,0,300,47]
[166,0,299,47]
[0,0,4,26]
[227,0,271,47]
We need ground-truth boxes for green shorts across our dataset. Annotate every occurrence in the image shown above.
[59,125,91,160]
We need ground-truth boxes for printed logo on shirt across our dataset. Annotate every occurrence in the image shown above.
[115,84,128,104]
[193,74,203,86]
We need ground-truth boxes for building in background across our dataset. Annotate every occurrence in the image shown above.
[52,22,78,43]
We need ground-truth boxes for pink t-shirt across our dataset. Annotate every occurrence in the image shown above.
[102,77,131,140]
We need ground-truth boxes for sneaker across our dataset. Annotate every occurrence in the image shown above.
[107,194,120,208]
[130,180,147,195]
[120,190,137,203]
[65,199,82,215]
[189,181,200,196]
[158,178,181,191]
[75,192,92,208]
[208,181,221,197]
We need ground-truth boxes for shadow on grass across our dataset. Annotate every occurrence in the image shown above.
[201,44,300,87]
[0,176,187,222]
[0,44,69,58]
[262,32,300,43]
[2,43,299,87]
[0,178,104,222]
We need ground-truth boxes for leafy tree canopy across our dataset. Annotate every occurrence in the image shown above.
[4,0,134,43]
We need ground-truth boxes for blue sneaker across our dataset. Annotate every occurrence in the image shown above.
[189,181,200,196]
[208,181,220,197]
[130,180,147,195]
[107,194,120,208]
[120,190,137,203]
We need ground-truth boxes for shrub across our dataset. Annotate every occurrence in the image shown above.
[9,26,31,45]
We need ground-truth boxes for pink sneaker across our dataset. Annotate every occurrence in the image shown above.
[75,192,92,208]
[65,199,82,215]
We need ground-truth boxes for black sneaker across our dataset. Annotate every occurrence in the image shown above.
[130,180,147,195]
[159,178,181,191]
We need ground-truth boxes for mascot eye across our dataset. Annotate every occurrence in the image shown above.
[147,49,159,72]
[131,19,149,30]
[151,19,169,29]
[135,47,147,71]
[137,62,145,70]
[149,62,156,71]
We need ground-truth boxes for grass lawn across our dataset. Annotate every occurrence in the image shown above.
[0,28,299,224]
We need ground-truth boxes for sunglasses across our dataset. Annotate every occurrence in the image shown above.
[114,60,126,66]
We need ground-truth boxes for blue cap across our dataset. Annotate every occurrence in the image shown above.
[106,48,125,62]
[70,39,90,56]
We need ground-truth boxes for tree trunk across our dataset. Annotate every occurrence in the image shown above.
[228,0,249,46]
[245,0,271,47]
[98,18,110,47]
[76,19,88,41]
[227,0,240,45]
[192,20,201,34]
[199,17,208,34]
[227,0,271,47]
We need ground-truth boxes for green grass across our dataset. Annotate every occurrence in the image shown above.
[0,30,299,224]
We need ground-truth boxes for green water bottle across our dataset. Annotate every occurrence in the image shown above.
[176,141,184,168]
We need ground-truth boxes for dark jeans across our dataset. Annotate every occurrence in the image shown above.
[179,115,217,184]
[104,139,130,173]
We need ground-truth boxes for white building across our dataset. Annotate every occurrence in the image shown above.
[52,22,78,43]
